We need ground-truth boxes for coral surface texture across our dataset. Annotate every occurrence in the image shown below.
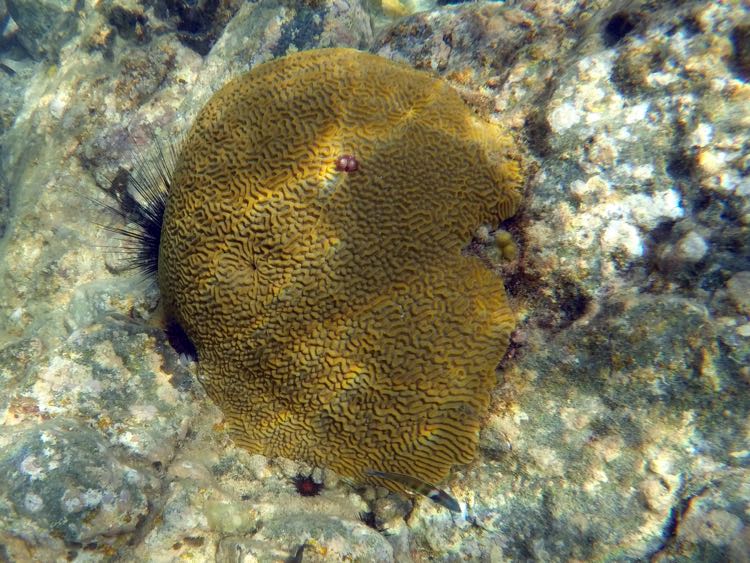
[160,47,522,490]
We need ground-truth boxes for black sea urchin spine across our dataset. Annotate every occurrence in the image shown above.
[99,140,176,281]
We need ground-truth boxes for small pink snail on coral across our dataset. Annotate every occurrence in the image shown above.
[335,154,359,172]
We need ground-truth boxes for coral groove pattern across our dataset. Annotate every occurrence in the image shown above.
[158,48,523,490]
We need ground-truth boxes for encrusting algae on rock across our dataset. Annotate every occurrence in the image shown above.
[157,48,524,495]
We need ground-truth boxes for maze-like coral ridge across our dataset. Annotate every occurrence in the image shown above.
[159,48,523,489]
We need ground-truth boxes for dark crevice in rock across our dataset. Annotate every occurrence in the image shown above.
[164,319,198,364]
[645,484,709,561]
[119,435,182,557]
[271,3,326,58]
[524,110,554,158]
[729,24,750,81]
[666,149,697,180]
[602,11,640,47]
[106,3,150,43]
[530,279,592,332]
[154,0,242,55]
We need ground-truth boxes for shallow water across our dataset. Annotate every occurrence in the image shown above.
[0,0,748,561]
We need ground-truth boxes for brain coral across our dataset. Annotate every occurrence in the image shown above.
[158,48,523,491]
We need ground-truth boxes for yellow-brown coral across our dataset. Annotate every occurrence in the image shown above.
[159,48,523,489]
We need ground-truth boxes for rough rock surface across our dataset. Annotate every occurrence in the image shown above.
[0,0,747,561]
[5,0,79,59]
[0,417,153,548]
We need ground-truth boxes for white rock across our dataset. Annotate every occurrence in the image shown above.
[674,232,708,263]
[24,493,44,513]
[727,272,750,314]
[601,220,643,256]
[690,123,713,147]
[549,101,581,132]
[628,189,684,230]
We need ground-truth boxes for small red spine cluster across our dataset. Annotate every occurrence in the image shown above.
[291,474,323,496]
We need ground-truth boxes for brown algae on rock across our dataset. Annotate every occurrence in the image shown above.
[158,48,523,491]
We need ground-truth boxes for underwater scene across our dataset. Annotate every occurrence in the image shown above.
[0,0,749,561]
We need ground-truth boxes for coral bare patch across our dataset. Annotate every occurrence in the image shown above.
[158,48,523,490]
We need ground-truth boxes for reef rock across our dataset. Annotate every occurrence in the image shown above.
[0,0,748,561]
